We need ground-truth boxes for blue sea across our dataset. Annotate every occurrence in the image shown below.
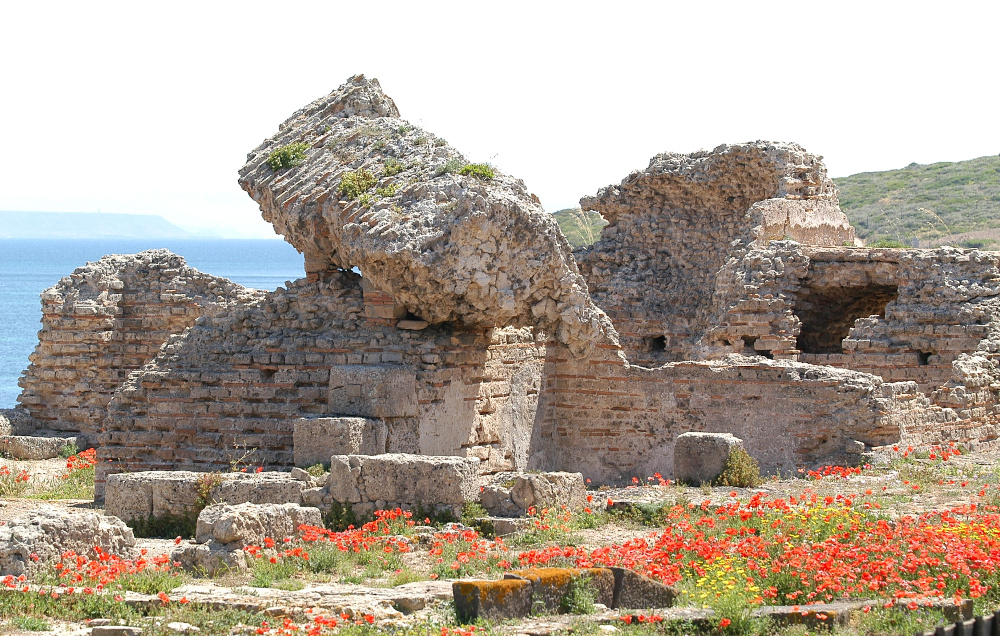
[0,239,304,408]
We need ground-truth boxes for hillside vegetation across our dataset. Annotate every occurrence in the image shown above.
[552,207,608,249]
[556,155,1000,250]
[836,154,1000,248]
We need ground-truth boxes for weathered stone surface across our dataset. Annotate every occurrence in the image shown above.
[319,453,481,516]
[0,507,136,577]
[105,471,308,523]
[238,74,616,358]
[15,250,263,444]
[0,408,36,436]
[171,543,247,576]
[0,434,76,460]
[611,567,678,609]
[453,578,533,622]
[294,416,387,468]
[329,366,418,419]
[673,432,745,485]
[510,472,587,512]
[195,502,322,547]
[479,483,521,518]
[504,567,615,613]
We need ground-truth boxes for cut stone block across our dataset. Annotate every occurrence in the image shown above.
[453,578,533,621]
[104,471,308,523]
[328,365,418,418]
[293,416,386,467]
[673,432,745,485]
[358,453,480,505]
[195,502,322,547]
[0,435,77,460]
[510,472,587,512]
[611,567,677,609]
[504,567,614,613]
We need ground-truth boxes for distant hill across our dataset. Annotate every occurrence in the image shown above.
[553,208,608,249]
[835,155,1000,248]
[0,211,195,239]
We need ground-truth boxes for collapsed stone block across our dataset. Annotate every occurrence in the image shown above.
[171,543,247,576]
[503,567,615,613]
[104,471,308,523]
[0,408,37,436]
[293,416,386,467]
[322,453,481,516]
[195,502,322,547]
[510,472,588,512]
[0,506,136,577]
[611,567,678,610]
[0,434,77,460]
[328,365,418,418]
[453,578,533,622]
[674,432,745,485]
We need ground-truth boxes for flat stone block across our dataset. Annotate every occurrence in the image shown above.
[357,453,481,505]
[453,578,533,621]
[329,365,417,418]
[293,416,386,468]
[674,432,745,485]
[0,435,77,460]
[504,567,614,613]
[611,567,677,609]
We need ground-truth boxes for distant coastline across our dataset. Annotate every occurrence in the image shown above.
[0,211,283,240]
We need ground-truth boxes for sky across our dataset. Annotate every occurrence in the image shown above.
[1,1,997,238]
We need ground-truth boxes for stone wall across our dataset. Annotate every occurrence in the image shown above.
[16,250,262,446]
[576,142,854,366]
[98,270,544,493]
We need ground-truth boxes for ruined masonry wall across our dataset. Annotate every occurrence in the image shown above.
[98,272,544,493]
[534,342,998,485]
[16,250,263,445]
[577,142,853,366]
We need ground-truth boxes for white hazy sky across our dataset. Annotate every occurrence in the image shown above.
[1,1,997,238]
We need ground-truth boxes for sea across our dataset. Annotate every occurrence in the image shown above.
[0,239,304,408]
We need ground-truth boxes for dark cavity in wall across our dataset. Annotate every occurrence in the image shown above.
[795,284,899,354]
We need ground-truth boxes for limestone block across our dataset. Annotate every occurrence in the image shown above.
[0,408,37,436]
[674,432,745,485]
[195,502,322,547]
[358,453,481,505]
[504,567,615,613]
[293,416,386,467]
[105,472,157,522]
[510,472,587,512]
[171,543,247,576]
[327,455,363,503]
[0,435,77,460]
[610,567,678,609]
[0,506,136,577]
[329,365,418,418]
[480,484,521,518]
[453,578,533,622]
[211,473,305,507]
[152,473,205,518]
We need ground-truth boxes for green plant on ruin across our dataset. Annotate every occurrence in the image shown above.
[869,238,910,248]
[433,138,447,147]
[383,158,405,176]
[413,136,428,145]
[338,168,378,200]
[323,500,359,532]
[458,163,495,180]
[227,440,260,473]
[195,472,224,510]
[59,442,79,459]
[266,142,310,170]
[559,574,597,615]
[129,512,197,540]
[357,192,376,207]
[304,462,327,478]
[433,158,464,177]
[375,183,398,198]
[713,448,762,488]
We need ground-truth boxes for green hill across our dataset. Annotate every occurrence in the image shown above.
[553,208,608,249]
[835,155,1000,248]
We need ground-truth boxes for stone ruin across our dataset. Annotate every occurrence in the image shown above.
[7,74,1000,511]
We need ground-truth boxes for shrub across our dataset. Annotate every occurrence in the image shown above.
[458,163,495,181]
[376,183,398,198]
[59,442,79,459]
[714,448,761,488]
[559,574,597,614]
[383,158,405,176]
[869,238,909,248]
[338,168,377,200]
[433,158,464,177]
[266,142,310,171]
